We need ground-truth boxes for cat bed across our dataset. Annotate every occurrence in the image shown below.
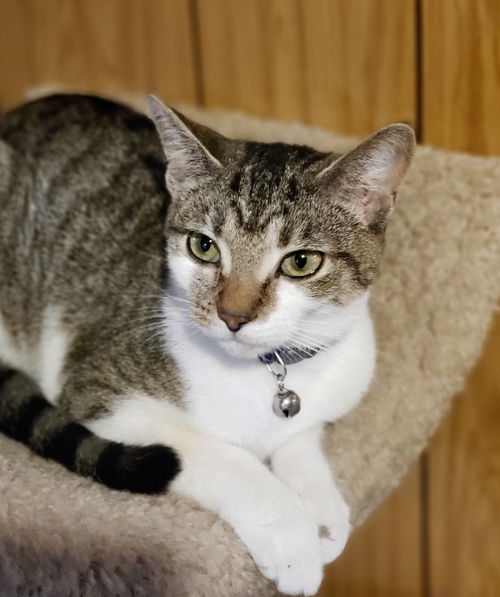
[1,103,500,597]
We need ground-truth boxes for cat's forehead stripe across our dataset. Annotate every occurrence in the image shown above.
[223,151,311,235]
[229,170,242,194]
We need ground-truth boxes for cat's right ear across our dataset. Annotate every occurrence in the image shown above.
[148,95,222,196]
[315,123,415,227]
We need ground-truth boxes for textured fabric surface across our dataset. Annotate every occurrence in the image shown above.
[1,103,500,596]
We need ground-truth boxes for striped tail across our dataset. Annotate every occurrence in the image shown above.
[0,368,181,494]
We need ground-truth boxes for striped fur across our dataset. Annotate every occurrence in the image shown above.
[0,367,180,494]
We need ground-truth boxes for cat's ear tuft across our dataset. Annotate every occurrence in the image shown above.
[148,95,222,195]
[317,123,415,226]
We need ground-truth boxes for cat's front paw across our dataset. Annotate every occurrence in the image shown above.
[301,489,351,564]
[236,507,323,595]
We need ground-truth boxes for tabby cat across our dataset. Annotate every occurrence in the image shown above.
[0,94,414,595]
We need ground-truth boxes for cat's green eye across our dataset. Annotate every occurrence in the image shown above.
[187,232,220,264]
[280,251,323,278]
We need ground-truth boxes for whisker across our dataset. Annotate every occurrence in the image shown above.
[290,327,336,342]
[280,342,307,361]
[289,331,329,351]
[163,293,194,306]
[112,320,166,341]
[142,328,169,345]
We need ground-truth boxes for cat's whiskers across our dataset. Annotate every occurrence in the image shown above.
[280,342,308,361]
[297,318,341,331]
[109,304,186,341]
[292,323,336,337]
[142,326,170,346]
[164,294,194,307]
[291,326,335,344]
[289,331,329,352]
[131,299,191,316]
[112,320,165,342]
[291,332,357,368]
[173,314,204,340]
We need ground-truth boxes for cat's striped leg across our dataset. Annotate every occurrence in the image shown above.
[0,368,180,494]
[271,425,351,564]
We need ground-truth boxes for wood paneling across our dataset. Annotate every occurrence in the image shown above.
[426,315,500,597]
[317,464,423,597]
[195,0,306,120]
[196,0,416,136]
[423,2,500,595]
[422,0,500,154]
[0,0,197,110]
[300,0,416,135]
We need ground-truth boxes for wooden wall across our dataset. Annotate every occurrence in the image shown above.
[1,1,499,596]
[422,3,500,596]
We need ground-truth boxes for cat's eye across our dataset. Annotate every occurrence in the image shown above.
[187,232,220,264]
[280,251,323,278]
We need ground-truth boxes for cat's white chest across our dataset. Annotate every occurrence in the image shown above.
[182,353,308,457]
[168,310,375,459]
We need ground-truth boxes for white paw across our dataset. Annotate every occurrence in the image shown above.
[236,507,323,595]
[301,490,351,564]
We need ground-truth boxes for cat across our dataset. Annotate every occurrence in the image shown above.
[0,93,414,595]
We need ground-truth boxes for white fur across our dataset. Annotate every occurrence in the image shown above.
[0,307,69,403]
[271,426,351,564]
[254,219,285,280]
[88,396,324,594]
[0,311,30,372]
[36,306,69,402]
[162,291,374,457]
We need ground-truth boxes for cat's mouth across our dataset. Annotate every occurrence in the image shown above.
[216,332,275,359]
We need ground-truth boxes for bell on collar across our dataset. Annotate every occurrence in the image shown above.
[273,387,301,418]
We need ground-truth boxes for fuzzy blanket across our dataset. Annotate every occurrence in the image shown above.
[1,103,500,597]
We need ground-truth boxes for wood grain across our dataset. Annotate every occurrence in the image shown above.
[0,0,198,110]
[426,314,500,597]
[195,0,416,136]
[195,0,306,120]
[422,0,500,153]
[423,4,500,595]
[300,0,416,135]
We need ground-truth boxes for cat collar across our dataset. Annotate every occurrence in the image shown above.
[258,346,320,419]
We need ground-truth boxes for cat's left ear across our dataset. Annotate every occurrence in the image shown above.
[148,95,225,196]
[316,124,415,226]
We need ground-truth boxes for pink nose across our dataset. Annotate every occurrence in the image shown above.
[217,309,253,332]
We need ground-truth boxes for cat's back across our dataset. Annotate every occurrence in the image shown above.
[0,94,161,165]
[1,95,167,209]
[0,94,169,329]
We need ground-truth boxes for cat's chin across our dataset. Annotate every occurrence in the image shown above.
[217,337,271,360]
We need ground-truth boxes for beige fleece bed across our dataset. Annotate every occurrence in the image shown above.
[1,104,499,597]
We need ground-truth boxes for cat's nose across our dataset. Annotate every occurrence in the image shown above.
[217,309,253,332]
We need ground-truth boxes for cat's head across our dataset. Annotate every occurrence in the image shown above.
[149,97,415,359]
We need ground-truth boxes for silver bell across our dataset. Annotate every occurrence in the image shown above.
[273,388,301,418]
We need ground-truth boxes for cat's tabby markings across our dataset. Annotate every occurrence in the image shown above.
[0,94,414,595]
[0,367,180,493]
